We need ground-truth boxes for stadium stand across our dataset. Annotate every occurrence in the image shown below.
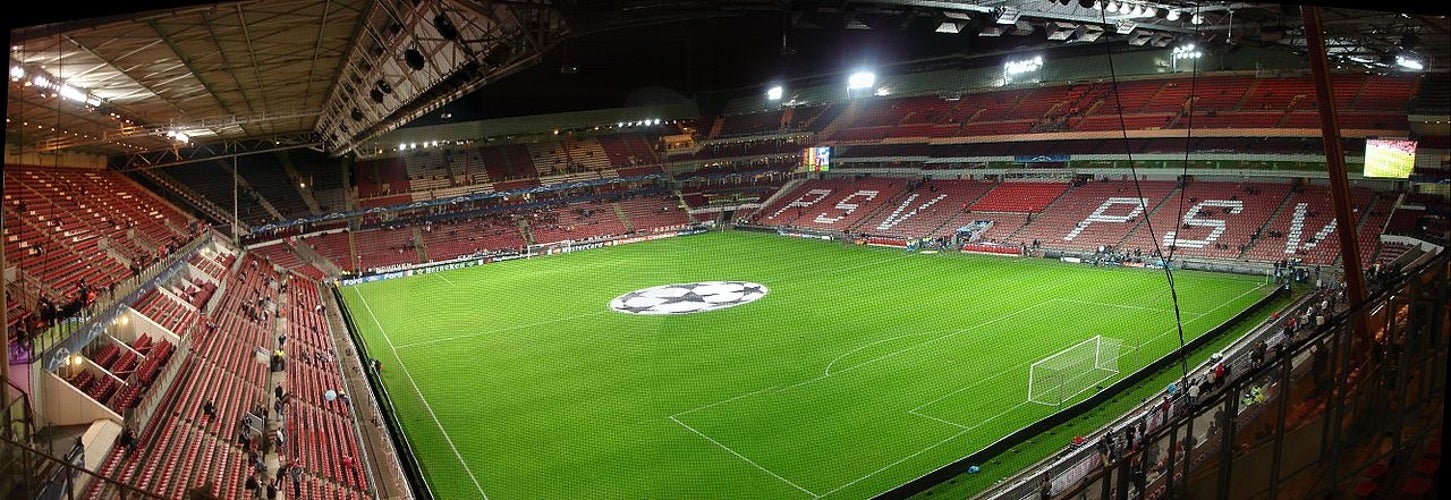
[751,177,911,231]
[854,180,995,238]
[1238,185,1372,265]
[352,227,419,272]
[970,182,1071,213]
[417,213,528,262]
[84,248,371,500]
[299,232,356,273]
[617,194,692,231]
[3,166,194,324]
[235,155,313,220]
[1118,182,1291,261]
[525,199,629,244]
[1008,180,1177,253]
[597,133,657,168]
[718,109,785,137]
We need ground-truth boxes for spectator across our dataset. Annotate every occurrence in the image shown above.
[203,400,217,420]
[118,426,137,456]
[288,461,303,497]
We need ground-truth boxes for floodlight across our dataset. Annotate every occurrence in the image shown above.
[1091,0,1103,9]
[1106,1,1118,12]
[847,71,876,90]
[1143,7,1157,17]
[1395,55,1424,70]
[1191,13,1203,25]
[653,118,661,125]
[1048,21,1078,41]
[9,66,23,80]
[995,6,1021,24]
[1129,5,1143,16]
[767,85,784,100]
[1076,24,1106,42]
[404,48,426,71]
[58,85,86,102]
[936,21,964,34]
[1165,9,1180,21]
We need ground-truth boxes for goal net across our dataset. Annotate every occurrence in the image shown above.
[1028,335,1125,406]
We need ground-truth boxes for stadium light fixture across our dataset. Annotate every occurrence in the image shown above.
[58,84,86,102]
[1106,1,1118,12]
[1395,54,1424,71]
[1091,0,1103,9]
[847,71,876,90]
[9,65,23,80]
[1191,13,1204,25]
[767,85,784,100]
[1165,9,1180,21]
[1004,55,1045,76]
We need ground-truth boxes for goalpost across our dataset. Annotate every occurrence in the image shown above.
[1027,335,1126,406]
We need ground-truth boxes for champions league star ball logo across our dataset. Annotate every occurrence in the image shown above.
[609,281,768,315]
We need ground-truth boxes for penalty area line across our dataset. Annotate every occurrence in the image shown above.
[670,416,819,498]
[353,288,491,500]
[823,400,1033,499]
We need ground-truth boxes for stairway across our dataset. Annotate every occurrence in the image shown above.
[412,226,428,262]
[612,202,633,232]
[274,152,323,215]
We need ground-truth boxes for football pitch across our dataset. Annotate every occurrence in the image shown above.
[340,230,1270,499]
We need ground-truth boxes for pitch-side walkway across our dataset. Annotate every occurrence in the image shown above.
[321,289,415,500]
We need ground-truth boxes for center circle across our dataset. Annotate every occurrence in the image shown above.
[609,281,769,315]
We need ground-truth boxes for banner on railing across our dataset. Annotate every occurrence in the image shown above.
[338,225,710,287]
[253,173,665,235]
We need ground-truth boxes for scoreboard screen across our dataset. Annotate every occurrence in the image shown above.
[803,146,831,172]
[1363,138,1417,179]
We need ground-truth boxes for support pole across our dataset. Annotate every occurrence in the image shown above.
[1301,6,1368,331]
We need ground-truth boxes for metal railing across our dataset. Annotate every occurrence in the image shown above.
[0,433,165,500]
[978,250,1447,500]
[27,231,213,372]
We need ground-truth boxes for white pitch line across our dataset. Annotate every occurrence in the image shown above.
[906,410,969,429]
[395,310,609,350]
[818,401,1033,499]
[670,416,819,498]
[671,386,780,418]
[823,334,916,376]
[1054,298,1206,316]
[434,273,456,286]
[801,300,1061,385]
[353,288,491,500]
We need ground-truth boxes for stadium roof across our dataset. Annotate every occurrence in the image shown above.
[6,0,1448,160]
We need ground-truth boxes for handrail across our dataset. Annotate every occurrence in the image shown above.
[36,231,212,373]
[0,432,167,500]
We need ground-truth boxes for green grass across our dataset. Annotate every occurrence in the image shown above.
[340,230,1270,499]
